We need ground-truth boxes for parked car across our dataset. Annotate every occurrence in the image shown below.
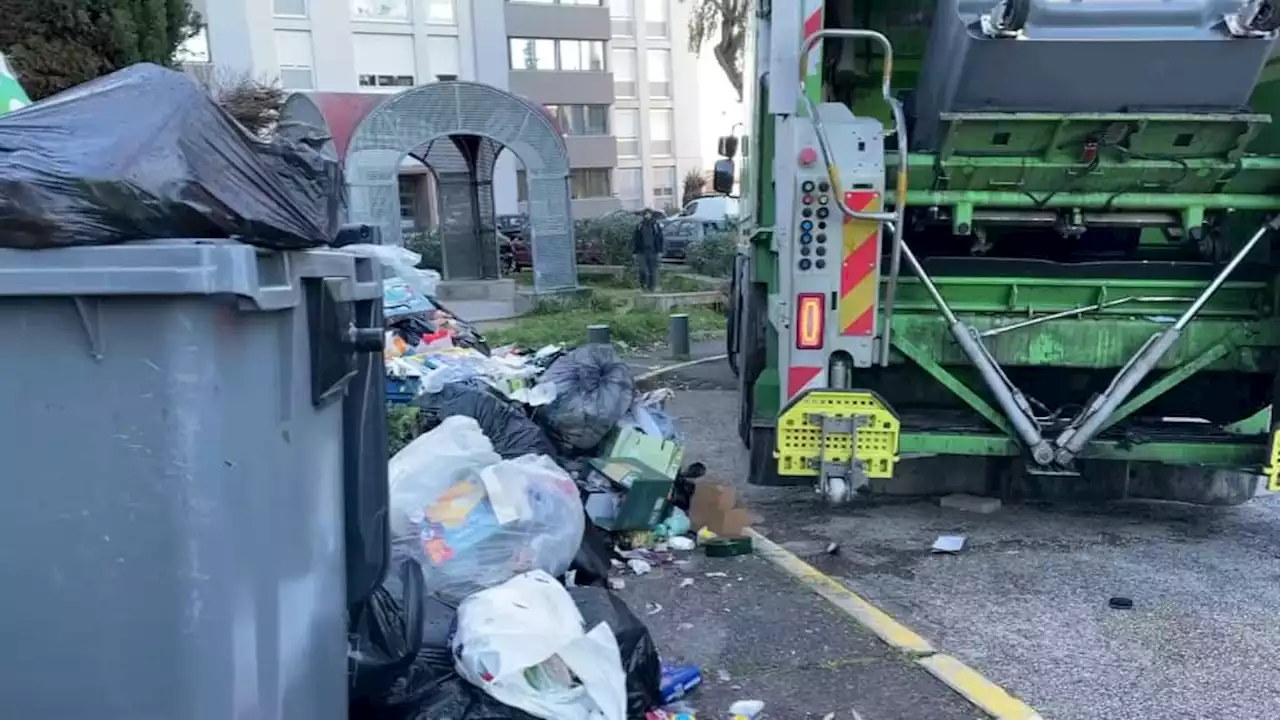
[672,195,738,227]
[661,218,720,260]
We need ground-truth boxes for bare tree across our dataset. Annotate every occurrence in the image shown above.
[680,0,749,102]
[188,65,286,138]
[682,167,707,205]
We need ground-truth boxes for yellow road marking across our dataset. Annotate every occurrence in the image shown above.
[747,528,933,654]
[920,654,1044,720]
[748,528,1044,720]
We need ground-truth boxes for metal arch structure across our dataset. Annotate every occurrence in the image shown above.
[344,81,578,293]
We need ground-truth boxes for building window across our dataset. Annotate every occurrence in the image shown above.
[613,48,636,97]
[359,74,415,89]
[426,0,456,22]
[275,31,316,90]
[649,108,673,156]
[644,0,668,38]
[614,108,639,157]
[545,105,610,136]
[398,176,420,228]
[274,0,308,17]
[354,34,416,91]
[646,49,671,98]
[558,40,606,72]
[427,36,460,79]
[511,39,605,71]
[352,0,410,21]
[516,170,529,203]
[652,166,677,206]
[510,38,557,70]
[610,0,635,36]
[570,169,612,199]
[615,168,643,210]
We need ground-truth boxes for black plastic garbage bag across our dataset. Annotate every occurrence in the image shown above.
[569,587,662,719]
[349,558,428,706]
[0,63,342,249]
[568,511,615,587]
[536,344,635,450]
[412,382,555,459]
[351,546,467,719]
[398,673,541,720]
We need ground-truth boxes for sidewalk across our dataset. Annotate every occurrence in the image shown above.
[623,339,726,378]
[615,551,979,720]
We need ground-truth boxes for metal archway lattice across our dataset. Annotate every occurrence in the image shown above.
[345,81,577,293]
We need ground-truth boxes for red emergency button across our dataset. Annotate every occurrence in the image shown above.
[798,147,818,167]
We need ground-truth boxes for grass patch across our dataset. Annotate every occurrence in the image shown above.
[485,293,724,349]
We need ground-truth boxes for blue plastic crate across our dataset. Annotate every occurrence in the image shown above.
[386,376,420,404]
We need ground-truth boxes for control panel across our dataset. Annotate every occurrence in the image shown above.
[795,177,835,273]
[777,103,887,380]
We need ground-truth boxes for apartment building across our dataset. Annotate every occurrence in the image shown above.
[191,0,701,222]
[605,0,702,212]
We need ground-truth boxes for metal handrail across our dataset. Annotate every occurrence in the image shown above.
[796,28,909,366]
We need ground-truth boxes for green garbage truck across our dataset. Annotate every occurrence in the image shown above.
[720,0,1280,504]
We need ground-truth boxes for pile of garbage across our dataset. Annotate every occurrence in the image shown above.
[358,338,757,720]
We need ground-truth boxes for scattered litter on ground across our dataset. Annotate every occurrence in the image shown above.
[939,493,1003,514]
[931,535,967,554]
[728,700,765,718]
[661,663,704,703]
[1109,596,1135,610]
[668,536,696,551]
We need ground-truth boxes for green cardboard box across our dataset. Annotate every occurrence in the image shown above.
[604,426,685,481]
[585,457,673,531]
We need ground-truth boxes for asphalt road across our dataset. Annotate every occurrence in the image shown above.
[658,358,1280,720]
[613,553,980,720]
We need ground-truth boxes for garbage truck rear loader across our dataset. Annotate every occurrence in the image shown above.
[723,0,1280,504]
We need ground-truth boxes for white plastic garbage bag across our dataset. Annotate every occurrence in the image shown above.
[388,416,585,601]
[453,570,628,720]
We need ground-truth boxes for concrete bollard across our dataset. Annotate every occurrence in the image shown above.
[669,313,691,360]
[587,324,612,345]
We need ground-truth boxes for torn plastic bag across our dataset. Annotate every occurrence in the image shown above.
[0,63,342,249]
[536,344,635,451]
[453,571,628,720]
[389,416,584,602]
[413,382,555,459]
[568,588,663,720]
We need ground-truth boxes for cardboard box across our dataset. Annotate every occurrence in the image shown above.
[688,482,750,538]
[604,427,685,481]
[586,458,673,531]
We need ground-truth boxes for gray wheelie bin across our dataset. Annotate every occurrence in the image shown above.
[0,239,385,720]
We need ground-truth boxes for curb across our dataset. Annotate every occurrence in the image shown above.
[633,353,728,385]
[747,528,1043,720]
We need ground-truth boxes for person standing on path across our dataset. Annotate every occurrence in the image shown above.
[633,210,664,292]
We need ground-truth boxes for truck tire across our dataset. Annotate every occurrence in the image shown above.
[726,255,744,378]
[748,426,785,486]
[736,277,767,448]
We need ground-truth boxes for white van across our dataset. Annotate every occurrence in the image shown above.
[673,195,739,226]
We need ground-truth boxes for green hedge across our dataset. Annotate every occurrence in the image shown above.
[686,230,737,278]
